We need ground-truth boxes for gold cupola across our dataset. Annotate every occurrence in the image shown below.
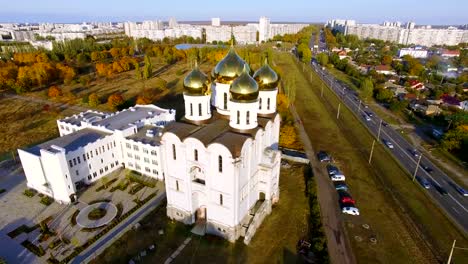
[212,45,246,84]
[230,64,259,102]
[253,58,279,90]
[183,62,210,96]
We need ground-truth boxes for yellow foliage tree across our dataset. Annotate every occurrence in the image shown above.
[48,85,62,98]
[107,93,125,110]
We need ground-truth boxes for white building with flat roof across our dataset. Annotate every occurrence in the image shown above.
[212,18,221,27]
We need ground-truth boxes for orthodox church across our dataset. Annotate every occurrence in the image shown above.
[162,45,281,242]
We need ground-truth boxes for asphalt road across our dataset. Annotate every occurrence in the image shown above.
[310,62,468,234]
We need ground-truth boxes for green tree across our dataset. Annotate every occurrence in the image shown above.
[360,78,374,101]
[381,55,393,65]
[317,53,329,66]
[143,55,152,80]
[441,126,468,151]
[375,88,394,103]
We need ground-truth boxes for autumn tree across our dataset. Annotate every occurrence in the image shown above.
[143,55,152,79]
[136,95,151,105]
[381,55,393,65]
[88,93,100,107]
[48,85,62,98]
[360,78,374,102]
[107,93,125,110]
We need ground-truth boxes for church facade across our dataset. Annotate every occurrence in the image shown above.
[162,47,281,242]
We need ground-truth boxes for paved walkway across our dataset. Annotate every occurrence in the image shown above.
[76,202,118,229]
[290,104,356,264]
[164,237,192,264]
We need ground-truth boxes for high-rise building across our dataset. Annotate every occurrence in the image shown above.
[169,17,178,28]
[212,17,221,27]
[259,16,270,42]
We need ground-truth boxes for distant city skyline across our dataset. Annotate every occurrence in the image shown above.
[1,0,467,25]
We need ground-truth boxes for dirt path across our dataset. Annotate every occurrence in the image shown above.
[289,104,356,264]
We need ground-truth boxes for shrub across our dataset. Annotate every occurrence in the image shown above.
[0,188,6,194]
[71,209,80,226]
[40,196,53,206]
[23,189,36,197]
[129,183,144,195]
[126,171,156,188]
[21,240,45,257]
[88,208,107,220]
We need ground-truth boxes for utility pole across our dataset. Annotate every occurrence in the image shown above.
[377,119,383,141]
[368,140,376,164]
[337,103,341,119]
[412,154,422,181]
[321,82,324,98]
[358,100,361,112]
[447,240,456,264]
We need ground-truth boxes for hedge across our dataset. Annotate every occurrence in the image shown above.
[21,240,45,257]
[40,196,53,206]
[23,189,36,197]
[7,224,39,238]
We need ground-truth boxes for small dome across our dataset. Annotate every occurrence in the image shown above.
[253,59,279,90]
[183,62,210,96]
[213,46,246,84]
[230,64,259,102]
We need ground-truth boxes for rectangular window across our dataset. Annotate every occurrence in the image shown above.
[259,98,262,109]
[115,161,118,166]
[143,148,148,154]
[88,175,92,180]
[223,93,227,109]
[135,164,141,170]
[198,103,202,116]
[91,151,94,158]
[127,153,133,158]
[218,155,223,173]
[152,160,158,165]
[152,169,157,175]
[87,153,90,160]
[246,111,250,125]
[107,144,110,150]
[190,103,193,116]
[77,157,81,164]
[73,158,77,166]
[176,180,179,191]
[135,155,140,160]
[128,162,133,167]
[83,154,86,161]
[93,172,97,177]
[194,149,198,161]
[113,141,116,147]
[220,194,223,205]
[89,164,92,169]
[126,143,131,149]
[100,169,103,174]
[151,150,157,156]
[105,166,108,171]
[145,167,151,172]
[267,98,271,110]
[75,170,79,175]
[111,163,114,168]
[133,145,139,151]
[172,144,176,160]
[144,157,149,163]
[237,111,240,124]
[95,150,98,156]
[69,160,73,168]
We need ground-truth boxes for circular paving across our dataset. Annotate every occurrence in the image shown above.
[76,202,118,229]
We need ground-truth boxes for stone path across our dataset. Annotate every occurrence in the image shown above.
[164,237,192,264]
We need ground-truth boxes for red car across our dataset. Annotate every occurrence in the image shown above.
[340,196,355,204]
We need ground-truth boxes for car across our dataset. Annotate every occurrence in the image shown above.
[433,184,448,195]
[365,111,373,117]
[326,164,339,175]
[364,115,371,121]
[342,206,360,216]
[383,139,394,149]
[338,191,355,204]
[410,149,420,158]
[330,174,346,181]
[421,165,433,173]
[334,183,348,191]
[364,104,369,108]
[317,151,331,162]
[454,185,468,197]
[382,122,388,127]
[415,176,431,189]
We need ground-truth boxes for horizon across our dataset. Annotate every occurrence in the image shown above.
[1,0,467,25]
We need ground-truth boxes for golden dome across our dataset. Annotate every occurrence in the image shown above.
[213,46,246,84]
[253,59,279,90]
[230,64,259,102]
[183,62,210,96]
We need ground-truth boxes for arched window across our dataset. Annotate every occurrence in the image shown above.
[237,110,240,124]
[190,103,193,116]
[172,144,176,160]
[246,111,250,125]
[223,93,227,109]
[198,103,202,116]
[218,155,223,173]
[219,194,223,205]
[259,97,262,109]
[194,149,198,161]
[267,98,271,110]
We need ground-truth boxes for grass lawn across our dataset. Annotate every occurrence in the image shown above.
[93,163,311,263]
[0,97,77,159]
[277,53,468,263]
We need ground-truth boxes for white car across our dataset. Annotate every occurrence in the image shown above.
[383,140,394,149]
[342,207,360,216]
[330,174,345,181]
[364,115,371,121]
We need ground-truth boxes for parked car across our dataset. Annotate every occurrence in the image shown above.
[326,164,339,175]
[433,184,448,195]
[365,111,373,117]
[330,174,346,181]
[421,165,433,173]
[383,139,394,149]
[364,115,371,121]
[416,176,431,189]
[338,191,355,204]
[342,206,360,216]
[334,183,348,191]
[317,151,331,162]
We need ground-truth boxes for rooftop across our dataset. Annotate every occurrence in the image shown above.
[28,128,111,155]
[93,105,170,131]
[60,111,108,126]
[126,125,164,146]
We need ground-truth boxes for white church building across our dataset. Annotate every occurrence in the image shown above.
[18,45,281,243]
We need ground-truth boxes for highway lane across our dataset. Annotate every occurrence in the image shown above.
[309,62,468,233]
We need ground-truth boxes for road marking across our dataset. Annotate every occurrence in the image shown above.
[448,194,468,213]
[452,207,460,214]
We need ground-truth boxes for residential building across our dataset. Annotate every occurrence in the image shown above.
[212,18,221,27]
[398,48,428,58]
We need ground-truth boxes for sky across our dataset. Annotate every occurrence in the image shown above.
[0,0,467,25]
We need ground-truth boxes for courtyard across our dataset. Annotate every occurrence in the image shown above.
[0,160,164,263]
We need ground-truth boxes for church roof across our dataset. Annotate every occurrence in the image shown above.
[163,111,277,157]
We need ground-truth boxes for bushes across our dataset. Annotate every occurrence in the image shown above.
[126,171,156,188]
[7,224,39,238]
[110,180,129,192]
[129,183,144,195]
[96,178,117,191]
[23,188,36,197]
[40,196,53,206]
[88,208,107,220]
[21,240,45,257]
[71,209,80,226]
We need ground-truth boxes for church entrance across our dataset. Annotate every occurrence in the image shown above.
[195,206,207,224]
